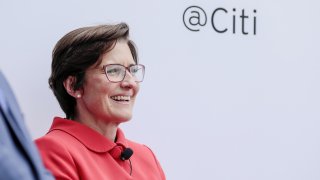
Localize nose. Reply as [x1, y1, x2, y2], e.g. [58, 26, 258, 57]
[120, 70, 137, 89]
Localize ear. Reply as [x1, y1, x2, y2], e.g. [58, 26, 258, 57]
[63, 76, 82, 98]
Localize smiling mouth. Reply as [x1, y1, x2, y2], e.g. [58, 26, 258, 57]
[110, 95, 131, 102]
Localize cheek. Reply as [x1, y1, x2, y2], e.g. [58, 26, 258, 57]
[89, 77, 112, 94]
[134, 84, 140, 95]
[103, 83, 117, 94]
[83, 82, 110, 102]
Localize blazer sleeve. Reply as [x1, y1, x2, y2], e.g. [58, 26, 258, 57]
[35, 137, 79, 180]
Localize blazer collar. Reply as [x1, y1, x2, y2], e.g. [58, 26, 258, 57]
[49, 117, 128, 153]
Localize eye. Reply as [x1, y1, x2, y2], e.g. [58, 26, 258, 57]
[106, 67, 122, 76]
[130, 66, 141, 74]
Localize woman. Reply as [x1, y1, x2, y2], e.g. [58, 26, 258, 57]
[35, 23, 165, 180]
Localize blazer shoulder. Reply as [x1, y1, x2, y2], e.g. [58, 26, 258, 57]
[0, 71, 24, 124]
[35, 129, 80, 151]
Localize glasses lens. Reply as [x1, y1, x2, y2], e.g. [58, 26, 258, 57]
[130, 65, 145, 82]
[105, 65, 125, 82]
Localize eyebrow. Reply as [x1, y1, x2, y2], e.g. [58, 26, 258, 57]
[101, 63, 137, 67]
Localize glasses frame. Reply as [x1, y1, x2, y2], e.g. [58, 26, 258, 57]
[102, 64, 145, 83]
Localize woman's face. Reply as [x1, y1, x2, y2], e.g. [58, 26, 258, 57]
[77, 40, 139, 124]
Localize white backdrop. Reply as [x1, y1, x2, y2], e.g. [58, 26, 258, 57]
[1, 0, 320, 179]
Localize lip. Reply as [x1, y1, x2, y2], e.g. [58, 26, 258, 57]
[111, 93, 133, 97]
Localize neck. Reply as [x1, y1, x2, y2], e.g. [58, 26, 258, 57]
[75, 116, 119, 142]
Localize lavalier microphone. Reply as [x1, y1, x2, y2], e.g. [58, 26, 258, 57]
[120, 148, 133, 161]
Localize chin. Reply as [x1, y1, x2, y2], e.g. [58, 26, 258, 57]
[115, 114, 132, 123]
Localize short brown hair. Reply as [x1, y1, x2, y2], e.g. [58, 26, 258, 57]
[49, 23, 138, 119]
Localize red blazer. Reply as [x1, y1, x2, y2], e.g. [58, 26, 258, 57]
[35, 117, 166, 180]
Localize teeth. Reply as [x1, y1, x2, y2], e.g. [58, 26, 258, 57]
[111, 96, 130, 101]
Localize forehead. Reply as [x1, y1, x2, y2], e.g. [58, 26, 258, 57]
[100, 41, 135, 66]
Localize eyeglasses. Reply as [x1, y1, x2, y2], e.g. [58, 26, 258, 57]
[102, 64, 145, 83]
